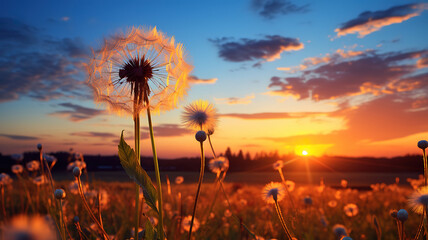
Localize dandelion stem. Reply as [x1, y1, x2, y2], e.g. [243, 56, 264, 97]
[59, 200, 66, 240]
[414, 213, 424, 240]
[188, 140, 205, 240]
[133, 114, 141, 240]
[1, 185, 6, 222]
[278, 168, 296, 214]
[147, 107, 165, 239]
[76, 176, 110, 240]
[207, 135, 216, 158]
[274, 199, 293, 240]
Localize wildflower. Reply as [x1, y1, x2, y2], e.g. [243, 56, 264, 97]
[182, 100, 218, 131]
[2, 215, 56, 240]
[182, 215, 200, 232]
[408, 186, 428, 214]
[26, 160, 40, 171]
[175, 176, 184, 184]
[11, 165, 24, 174]
[397, 209, 408, 222]
[0, 173, 13, 185]
[273, 160, 284, 170]
[284, 180, 295, 191]
[208, 156, 229, 174]
[343, 203, 359, 217]
[10, 154, 23, 162]
[418, 140, 428, 150]
[262, 182, 286, 204]
[86, 27, 192, 117]
[332, 224, 348, 238]
[67, 161, 86, 171]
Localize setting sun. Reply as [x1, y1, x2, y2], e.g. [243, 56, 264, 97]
[302, 150, 308, 156]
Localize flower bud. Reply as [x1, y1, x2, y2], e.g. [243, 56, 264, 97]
[390, 209, 398, 219]
[397, 209, 408, 222]
[54, 189, 66, 199]
[73, 167, 82, 177]
[418, 140, 428, 150]
[73, 216, 80, 223]
[195, 131, 207, 142]
[37, 143, 42, 151]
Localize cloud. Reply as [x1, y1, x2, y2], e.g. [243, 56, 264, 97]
[70, 132, 117, 138]
[188, 75, 218, 84]
[142, 124, 192, 137]
[215, 94, 255, 105]
[0, 134, 40, 140]
[220, 111, 325, 120]
[49, 102, 106, 122]
[0, 18, 90, 103]
[335, 3, 428, 38]
[251, 0, 309, 19]
[61, 17, 70, 22]
[210, 35, 303, 66]
[269, 49, 428, 101]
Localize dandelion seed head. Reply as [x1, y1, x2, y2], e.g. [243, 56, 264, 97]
[332, 224, 348, 238]
[54, 189, 66, 200]
[32, 176, 48, 186]
[343, 203, 358, 217]
[181, 215, 199, 232]
[26, 161, 40, 171]
[11, 165, 24, 174]
[390, 209, 398, 219]
[273, 160, 283, 170]
[208, 156, 229, 174]
[304, 196, 313, 205]
[67, 161, 86, 171]
[409, 186, 428, 214]
[182, 100, 218, 131]
[262, 182, 286, 204]
[397, 209, 408, 222]
[175, 176, 184, 184]
[328, 200, 338, 208]
[37, 143, 42, 150]
[341, 179, 348, 188]
[418, 140, 428, 150]
[73, 167, 82, 177]
[87, 27, 192, 117]
[11, 154, 23, 162]
[284, 180, 295, 191]
[0, 173, 13, 186]
[2, 215, 56, 240]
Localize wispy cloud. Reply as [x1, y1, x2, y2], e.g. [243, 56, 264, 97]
[251, 0, 309, 19]
[0, 18, 90, 103]
[70, 132, 117, 138]
[215, 94, 255, 105]
[220, 111, 325, 120]
[142, 124, 192, 137]
[49, 102, 106, 122]
[269, 49, 428, 101]
[210, 35, 303, 67]
[188, 75, 218, 84]
[0, 134, 40, 140]
[335, 3, 428, 38]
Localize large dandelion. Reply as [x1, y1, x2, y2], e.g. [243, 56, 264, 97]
[86, 26, 192, 240]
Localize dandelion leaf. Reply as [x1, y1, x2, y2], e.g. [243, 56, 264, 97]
[118, 131, 158, 214]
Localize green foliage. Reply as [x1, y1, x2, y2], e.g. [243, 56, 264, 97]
[118, 131, 158, 214]
[144, 220, 156, 240]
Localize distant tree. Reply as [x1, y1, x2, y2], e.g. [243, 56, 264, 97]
[245, 151, 252, 161]
[237, 150, 244, 161]
[225, 147, 232, 160]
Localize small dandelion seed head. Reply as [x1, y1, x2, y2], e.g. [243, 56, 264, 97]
[207, 128, 215, 135]
[181, 215, 199, 232]
[390, 209, 398, 219]
[332, 224, 348, 238]
[11, 165, 24, 175]
[195, 130, 207, 142]
[397, 209, 408, 222]
[328, 200, 338, 208]
[304, 196, 313, 205]
[342, 237, 353, 240]
[418, 140, 428, 150]
[26, 161, 40, 171]
[67, 161, 86, 171]
[208, 156, 229, 174]
[54, 189, 66, 200]
[73, 167, 82, 177]
[73, 216, 80, 223]
[262, 182, 286, 204]
[11, 154, 23, 162]
[343, 203, 358, 217]
[284, 180, 295, 191]
[37, 143, 42, 151]
[273, 160, 284, 170]
[0, 173, 13, 186]
[182, 100, 218, 131]
[408, 186, 428, 214]
[3, 215, 56, 240]
[175, 176, 184, 184]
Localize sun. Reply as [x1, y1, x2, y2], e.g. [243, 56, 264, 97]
[302, 150, 308, 156]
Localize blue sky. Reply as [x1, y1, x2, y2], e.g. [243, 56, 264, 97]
[1, 0, 427, 158]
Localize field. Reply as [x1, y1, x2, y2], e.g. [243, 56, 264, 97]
[1, 168, 426, 239]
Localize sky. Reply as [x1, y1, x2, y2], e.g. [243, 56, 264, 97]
[0, 0, 427, 158]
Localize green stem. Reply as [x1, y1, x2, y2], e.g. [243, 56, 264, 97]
[134, 114, 141, 240]
[188, 140, 205, 240]
[147, 108, 164, 240]
[207, 135, 217, 158]
[274, 199, 293, 240]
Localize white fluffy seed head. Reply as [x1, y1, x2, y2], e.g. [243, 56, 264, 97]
[195, 131, 207, 142]
[73, 167, 82, 177]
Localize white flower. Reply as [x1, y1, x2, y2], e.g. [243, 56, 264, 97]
[182, 215, 199, 232]
[262, 182, 286, 204]
[343, 203, 358, 217]
[208, 156, 229, 174]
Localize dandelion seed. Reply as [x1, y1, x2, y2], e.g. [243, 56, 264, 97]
[2, 215, 56, 240]
[208, 156, 229, 174]
[273, 160, 284, 170]
[175, 176, 184, 184]
[26, 160, 40, 171]
[343, 203, 359, 217]
[262, 182, 286, 204]
[182, 100, 218, 131]
[408, 186, 428, 214]
[87, 27, 192, 117]
[182, 215, 200, 232]
[10, 154, 23, 162]
[11, 165, 24, 175]
[0, 173, 13, 185]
